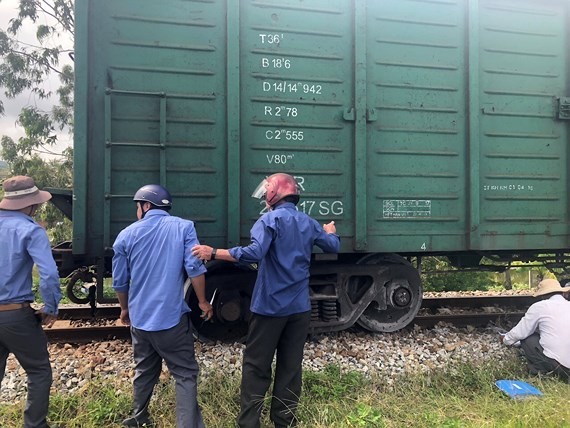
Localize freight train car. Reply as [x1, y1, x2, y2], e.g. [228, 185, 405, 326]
[56, 0, 570, 340]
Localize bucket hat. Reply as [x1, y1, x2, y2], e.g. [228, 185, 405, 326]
[0, 175, 52, 210]
[533, 278, 566, 297]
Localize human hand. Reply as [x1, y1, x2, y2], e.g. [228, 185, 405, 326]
[199, 301, 214, 321]
[192, 245, 214, 261]
[498, 333, 505, 345]
[36, 308, 57, 328]
[119, 308, 131, 326]
[323, 221, 336, 234]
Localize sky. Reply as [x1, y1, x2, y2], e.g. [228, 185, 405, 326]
[0, 0, 73, 157]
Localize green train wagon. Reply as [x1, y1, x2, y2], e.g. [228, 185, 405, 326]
[62, 0, 570, 339]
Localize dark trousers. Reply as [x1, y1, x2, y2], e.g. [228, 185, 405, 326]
[0, 307, 52, 428]
[238, 311, 311, 428]
[130, 313, 204, 428]
[521, 332, 570, 381]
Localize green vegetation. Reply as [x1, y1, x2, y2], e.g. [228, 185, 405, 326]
[421, 256, 501, 293]
[32, 270, 117, 305]
[421, 256, 552, 293]
[1, 0, 75, 245]
[0, 0, 74, 122]
[0, 160, 8, 180]
[1, 359, 569, 427]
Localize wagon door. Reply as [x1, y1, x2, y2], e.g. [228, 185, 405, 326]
[473, 0, 570, 250]
[365, 0, 469, 253]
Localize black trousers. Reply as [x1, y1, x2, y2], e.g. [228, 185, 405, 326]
[238, 311, 311, 428]
[520, 332, 570, 381]
[0, 307, 52, 428]
[130, 313, 205, 428]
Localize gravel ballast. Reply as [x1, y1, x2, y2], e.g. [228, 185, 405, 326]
[1, 324, 519, 404]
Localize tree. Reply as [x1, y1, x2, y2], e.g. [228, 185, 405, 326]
[0, 0, 74, 120]
[0, 0, 74, 243]
[0, 0, 75, 155]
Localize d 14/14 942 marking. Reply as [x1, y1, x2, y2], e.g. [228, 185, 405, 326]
[262, 81, 322, 94]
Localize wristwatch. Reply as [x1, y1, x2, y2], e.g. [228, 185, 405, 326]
[211, 248, 217, 260]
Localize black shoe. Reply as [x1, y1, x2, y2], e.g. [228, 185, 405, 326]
[122, 416, 154, 427]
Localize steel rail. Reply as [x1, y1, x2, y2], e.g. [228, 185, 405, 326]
[412, 312, 525, 329]
[421, 295, 535, 310]
[47, 295, 534, 342]
[45, 324, 130, 342]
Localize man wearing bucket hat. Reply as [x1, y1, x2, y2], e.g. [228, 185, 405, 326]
[501, 278, 570, 380]
[0, 175, 62, 428]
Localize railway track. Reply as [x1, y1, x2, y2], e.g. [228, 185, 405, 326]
[44, 295, 535, 342]
[412, 312, 525, 329]
[412, 295, 532, 328]
[45, 323, 130, 342]
[421, 295, 535, 310]
[45, 306, 126, 342]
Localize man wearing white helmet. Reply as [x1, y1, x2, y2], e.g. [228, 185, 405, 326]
[501, 278, 570, 380]
[192, 172, 340, 428]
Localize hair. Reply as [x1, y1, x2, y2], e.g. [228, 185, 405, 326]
[281, 195, 300, 205]
[137, 201, 171, 212]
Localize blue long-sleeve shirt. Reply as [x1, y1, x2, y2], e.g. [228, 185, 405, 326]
[112, 209, 207, 331]
[229, 202, 340, 316]
[0, 210, 61, 314]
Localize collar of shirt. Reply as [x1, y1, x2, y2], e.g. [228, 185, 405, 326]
[272, 202, 296, 211]
[0, 209, 33, 220]
[142, 209, 170, 220]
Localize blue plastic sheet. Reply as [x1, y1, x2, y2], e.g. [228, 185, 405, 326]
[495, 380, 543, 399]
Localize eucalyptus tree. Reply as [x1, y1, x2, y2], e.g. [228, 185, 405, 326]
[0, 0, 74, 241]
[0, 0, 74, 158]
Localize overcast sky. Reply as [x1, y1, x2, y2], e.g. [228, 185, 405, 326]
[0, 0, 73, 156]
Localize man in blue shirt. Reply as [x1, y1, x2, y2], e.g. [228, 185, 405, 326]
[112, 184, 213, 428]
[192, 173, 340, 428]
[0, 175, 61, 428]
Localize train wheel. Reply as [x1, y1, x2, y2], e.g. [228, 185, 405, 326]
[351, 255, 423, 333]
[66, 269, 96, 305]
[187, 261, 257, 343]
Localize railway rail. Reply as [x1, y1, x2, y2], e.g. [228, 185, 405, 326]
[413, 295, 532, 328]
[44, 295, 535, 343]
[412, 312, 525, 329]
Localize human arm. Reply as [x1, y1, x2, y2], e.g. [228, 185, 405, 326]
[28, 226, 61, 314]
[502, 305, 540, 345]
[314, 220, 341, 253]
[27, 225, 62, 316]
[189, 274, 213, 320]
[112, 234, 131, 325]
[191, 245, 237, 263]
[192, 218, 272, 264]
[116, 291, 130, 326]
[184, 224, 213, 319]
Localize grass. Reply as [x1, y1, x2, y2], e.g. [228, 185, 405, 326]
[2, 356, 570, 427]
